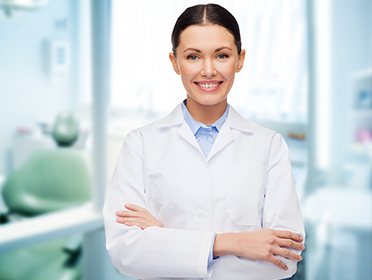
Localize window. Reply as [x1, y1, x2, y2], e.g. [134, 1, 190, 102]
[110, 0, 308, 123]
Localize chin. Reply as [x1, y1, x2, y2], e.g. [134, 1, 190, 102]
[192, 96, 227, 107]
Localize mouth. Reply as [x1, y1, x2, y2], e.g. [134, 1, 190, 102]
[194, 81, 223, 92]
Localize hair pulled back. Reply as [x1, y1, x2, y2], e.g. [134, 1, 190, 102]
[171, 3, 242, 55]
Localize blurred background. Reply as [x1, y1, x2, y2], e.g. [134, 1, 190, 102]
[0, 0, 370, 279]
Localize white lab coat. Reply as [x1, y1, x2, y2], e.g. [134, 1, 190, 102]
[103, 104, 305, 280]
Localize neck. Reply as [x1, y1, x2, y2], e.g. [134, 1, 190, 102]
[186, 98, 227, 125]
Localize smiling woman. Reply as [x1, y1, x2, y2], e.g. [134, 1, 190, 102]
[169, 24, 245, 123]
[103, 3, 305, 280]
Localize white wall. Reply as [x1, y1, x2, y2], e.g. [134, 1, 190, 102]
[0, 0, 82, 175]
[328, 0, 372, 182]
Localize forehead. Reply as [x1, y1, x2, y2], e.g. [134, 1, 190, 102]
[178, 24, 235, 50]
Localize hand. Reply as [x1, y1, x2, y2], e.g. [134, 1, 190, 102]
[116, 204, 163, 229]
[214, 229, 304, 271]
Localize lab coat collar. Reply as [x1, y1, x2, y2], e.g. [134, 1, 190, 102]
[227, 107, 255, 133]
[158, 104, 185, 128]
[158, 103, 255, 134]
[158, 103, 254, 161]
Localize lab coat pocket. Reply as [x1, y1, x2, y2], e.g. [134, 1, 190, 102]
[226, 164, 265, 226]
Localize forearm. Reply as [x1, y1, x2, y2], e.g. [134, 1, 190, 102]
[212, 230, 303, 279]
[213, 230, 303, 270]
[213, 232, 238, 257]
[106, 226, 214, 279]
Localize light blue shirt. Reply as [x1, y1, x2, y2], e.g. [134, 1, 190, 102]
[181, 101, 230, 157]
[181, 100, 229, 268]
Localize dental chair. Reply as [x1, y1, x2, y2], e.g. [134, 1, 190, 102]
[0, 112, 91, 280]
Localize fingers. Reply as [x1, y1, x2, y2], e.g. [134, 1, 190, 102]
[117, 217, 145, 228]
[124, 203, 148, 213]
[266, 246, 302, 271]
[116, 208, 154, 222]
[277, 237, 305, 251]
[116, 210, 141, 218]
[115, 204, 164, 229]
[272, 230, 303, 242]
[115, 211, 149, 226]
[117, 215, 163, 229]
[271, 247, 303, 262]
[270, 230, 304, 263]
[267, 255, 288, 271]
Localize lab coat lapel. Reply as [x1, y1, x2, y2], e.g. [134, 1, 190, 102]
[206, 106, 254, 161]
[158, 104, 203, 154]
[206, 123, 234, 161]
[177, 123, 203, 153]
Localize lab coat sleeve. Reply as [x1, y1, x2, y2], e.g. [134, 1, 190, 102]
[103, 129, 214, 279]
[262, 133, 305, 278]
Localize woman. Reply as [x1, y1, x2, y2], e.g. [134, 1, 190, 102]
[104, 3, 305, 279]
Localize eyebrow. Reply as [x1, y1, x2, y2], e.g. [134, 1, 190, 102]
[183, 47, 232, 53]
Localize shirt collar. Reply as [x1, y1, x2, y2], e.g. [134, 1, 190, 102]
[181, 100, 230, 135]
[158, 102, 254, 134]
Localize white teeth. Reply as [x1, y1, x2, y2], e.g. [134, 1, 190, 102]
[198, 83, 219, 89]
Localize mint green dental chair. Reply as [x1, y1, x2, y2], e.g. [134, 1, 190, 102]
[0, 112, 91, 280]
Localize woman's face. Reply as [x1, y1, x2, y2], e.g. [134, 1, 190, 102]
[169, 24, 245, 108]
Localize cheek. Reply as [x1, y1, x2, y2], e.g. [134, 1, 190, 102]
[179, 64, 199, 78]
[216, 62, 237, 79]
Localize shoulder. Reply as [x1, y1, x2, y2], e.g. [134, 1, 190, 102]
[228, 106, 279, 139]
[124, 104, 183, 139]
[228, 106, 289, 156]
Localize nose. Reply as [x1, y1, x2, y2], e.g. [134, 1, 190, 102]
[200, 59, 216, 78]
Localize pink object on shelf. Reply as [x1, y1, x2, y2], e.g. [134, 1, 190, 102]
[356, 130, 372, 143]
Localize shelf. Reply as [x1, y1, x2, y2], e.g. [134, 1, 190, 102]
[351, 110, 372, 124]
[351, 68, 372, 81]
[351, 142, 372, 153]
[350, 69, 372, 146]
[351, 110, 372, 116]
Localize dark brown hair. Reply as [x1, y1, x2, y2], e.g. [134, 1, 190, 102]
[171, 3, 242, 55]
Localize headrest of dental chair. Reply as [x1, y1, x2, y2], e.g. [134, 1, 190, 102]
[52, 112, 79, 147]
[2, 149, 91, 216]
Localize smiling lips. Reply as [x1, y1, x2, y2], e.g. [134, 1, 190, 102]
[194, 81, 223, 92]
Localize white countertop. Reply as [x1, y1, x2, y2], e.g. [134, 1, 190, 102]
[303, 188, 372, 230]
[0, 203, 103, 253]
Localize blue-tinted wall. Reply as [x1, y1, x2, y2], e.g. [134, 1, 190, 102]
[0, 0, 81, 174]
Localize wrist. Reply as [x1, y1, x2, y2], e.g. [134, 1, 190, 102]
[213, 232, 239, 257]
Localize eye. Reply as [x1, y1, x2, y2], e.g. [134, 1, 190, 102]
[216, 53, 229, 59]
[186, 54, 199, 61]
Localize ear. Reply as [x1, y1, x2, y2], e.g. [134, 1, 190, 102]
[235, 49, 246, 73]
[169, 52, 180, 74]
